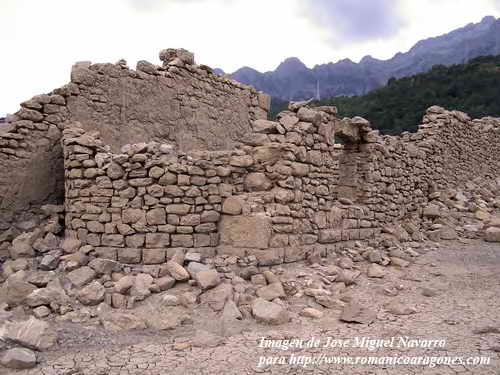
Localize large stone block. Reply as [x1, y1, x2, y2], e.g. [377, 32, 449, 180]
[219, 214, 271, 249]
[117, 248, 142, 264]
[485, 227, 500, 242]
[143, 249, 166, 264]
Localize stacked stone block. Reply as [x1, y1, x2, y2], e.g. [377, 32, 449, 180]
[0, 49, 269, 232]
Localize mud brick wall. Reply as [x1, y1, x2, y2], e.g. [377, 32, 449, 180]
[0, 49, 269, 232]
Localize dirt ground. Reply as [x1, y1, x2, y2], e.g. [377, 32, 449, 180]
[3, 239, 500, 375]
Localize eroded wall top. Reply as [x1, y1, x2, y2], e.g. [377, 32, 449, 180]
[67, 49, 269, 152]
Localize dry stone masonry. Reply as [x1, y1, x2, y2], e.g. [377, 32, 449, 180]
[0, 49, 269, 234]
[61, 100, 500, 267]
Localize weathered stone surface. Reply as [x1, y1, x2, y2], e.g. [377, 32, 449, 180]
[244, 172, 272, 192]
[165, 261, 189, 281]
[67, 266, 96, 287]
[114, 275, 135, 294]
[219, 214, 271, 249]
[100, 312, 147, 332]
[194, 269, 221, 290]
[221, 196, 242, 215]
[252, 119, 277, 134]
[10, 232, 36, 259]
[199, 283, 233, 311]
[340, 303, 376, 324]
[77, 281, 105, 305]
[130, 273, 154, 299]
[367, 263, 385, 278]
[0, 317, 57, 350]
[1, 273, 37, 305]
[88, 258, 121, 274]
[301, 307, 324, 319]
[252, 298, 289, 325]
[485, 227, 500, 242]
[423, 203, 442, 218]
[256, 283, 285, 301]
[0, 348, 37, 369]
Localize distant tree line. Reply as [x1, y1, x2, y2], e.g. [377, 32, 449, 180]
[269, 54, 500, 135]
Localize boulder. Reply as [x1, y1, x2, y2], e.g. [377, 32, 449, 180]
[66, 266, 96, 287]
[252, 119, 277, 134]
[194, 269, 221, 290]
[165, 261, 189, 281]
[423, 203, 442, 218]
[159, 48, 195, 66]
[88, 258, 121, 275]
[199, 283, 233, 311]
[0, 317, 57, 350]
[1, 348, 37, 369]
[10, 232, 36, 259]
[340, 302, 376, 324]
[77, 281, 105, 305]
[485, 227, 500, 242]
[256, 283, 285, 301]
[130, 273, 154, 299]
[186, 262, 211, 278]
[252, 298, 289, 325]
[114, 275, 135, 294]
[2, 272, 37, 306]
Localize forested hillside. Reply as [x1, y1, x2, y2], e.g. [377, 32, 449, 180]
[270, 55, 500, 135]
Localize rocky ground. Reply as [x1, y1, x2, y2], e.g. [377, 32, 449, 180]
[0, 239, 499, 375]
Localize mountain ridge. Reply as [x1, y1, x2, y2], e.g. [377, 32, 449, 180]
[229, 16, 500, 100]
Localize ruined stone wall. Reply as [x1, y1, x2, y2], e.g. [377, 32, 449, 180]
[358, 106, 500, 227]
[0, 49, 269, 232]
[0, 100, 65, 234]
[61, 104, 500, 266]
[61, 104, 341, 265]
[67, 55, 268, 152]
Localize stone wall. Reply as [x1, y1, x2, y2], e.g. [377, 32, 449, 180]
[62, 103, 500, 266]
[0, 49, 269, 232]
[0, 105, 64, 234]
[67, 49, 269, 152]
[61, 103, 339, 265]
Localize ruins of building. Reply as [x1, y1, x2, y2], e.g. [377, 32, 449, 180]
[1, 48, 500, 264]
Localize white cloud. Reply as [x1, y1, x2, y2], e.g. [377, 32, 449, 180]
[0, 0, 499, 114]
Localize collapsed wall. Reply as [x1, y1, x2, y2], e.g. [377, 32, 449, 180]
[61, 102, 500, 266]
[0, 49, 269, 233]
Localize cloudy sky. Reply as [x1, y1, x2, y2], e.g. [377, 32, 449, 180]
[1, 0, 499, 114]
